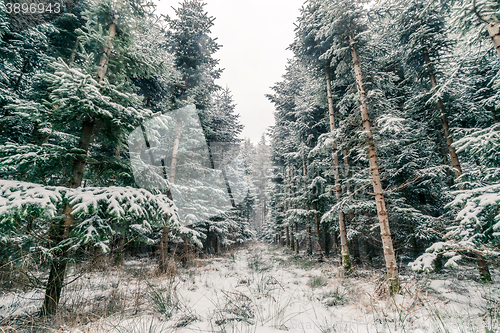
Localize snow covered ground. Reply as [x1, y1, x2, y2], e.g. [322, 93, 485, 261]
[1, 242, 499, 332]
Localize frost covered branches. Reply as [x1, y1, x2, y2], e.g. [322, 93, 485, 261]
[264, 0, 500, 285]
[0, 179, 183, 253]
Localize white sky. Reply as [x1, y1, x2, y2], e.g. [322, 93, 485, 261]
[154, 0, 305, 143]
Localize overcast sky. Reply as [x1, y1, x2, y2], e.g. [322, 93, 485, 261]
[154, 0, 305, 144]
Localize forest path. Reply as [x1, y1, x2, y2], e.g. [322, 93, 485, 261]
[70, 242, 498, 333]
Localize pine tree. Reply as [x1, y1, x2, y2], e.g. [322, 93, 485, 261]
[166, 0, 251, 253]
[292, 0, 351, 267]
[0, 0, 189, 314]
[315, 0, 400, 292]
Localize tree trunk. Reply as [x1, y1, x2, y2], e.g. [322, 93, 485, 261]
[41, 20, 117, 316]
[423, 51, 492, 279]
[261, 200, 265, 229]
[358, 236, 369, 268]
[182, 237, 190, 266]
[302, 155, 312, 256]
[312, 191, 323, 261]
[476, 252, 492, 282]
[41, 119, 95, 315]
[325, 67, 351, 270]
[286, 226, 290, 248]
[40, 259, 67, 316]
[344, 147, 357, 225]
[114, 235, 125, 266]
[96, 23, 116, 83]
[291, 170, 296, 252]
[306, 223, 312, 256]
[282, 166, 289, 247]
[323, 226, 330, 258]
[283, 167, 288, 211]
[332, 231, 339, 255]
[422, 51, 463, 183]
[13, 57, 30, 90]
[295, 222, 299, 254]
[434, 123, 452, 167]
[69, 37, 80, 66]
[350, 35, 399, 294]
[69, 119, 95, 188]
[159, 227, 169, 273]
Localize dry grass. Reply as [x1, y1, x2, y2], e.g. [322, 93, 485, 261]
[0, 243, 498, 333]
[0, 251, 182, 332]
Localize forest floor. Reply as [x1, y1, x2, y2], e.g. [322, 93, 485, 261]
[0, 242, 499, 332]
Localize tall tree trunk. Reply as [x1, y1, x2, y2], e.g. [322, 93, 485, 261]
[68, 37, 80, 66]
[159, 227, 169, 273]
[312, 188, 323, 261]
[141, 110, 172, 271]
[69, 119, 95, 188]
[261, 199, 266, 229]
[303, 156, 312, 256]
[306, 223, 312, 256]
[295, 222, 299, 254]
[114, 235, 125, 266]
[41, 20, 117, 316]
[181, 237, 190, 266]
[435, 123, 452, 166]
[284, 166, 290, 247]
[291, 169, 296, 251]
[41, 259, 67, 316]
[13, 57, 30, 90]
[325, 67, 351, 270]
[96, 23, 116, 83]
[422, 51, 463, 183]
[42, 119, 96, 316]
[344, 147, 356, 222]
[350, 35, 399, 294]
[323, 225, 330, 258]
[332, 231, 339, 255]
[358, 236, 369, 268]
[423, 51, 491, 280]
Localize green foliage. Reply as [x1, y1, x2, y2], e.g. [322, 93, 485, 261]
[264, 0, 500, 276]
[0, 0, 250, 316]
[147, 280, 180, 320]
[308, 275, 328, 288]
